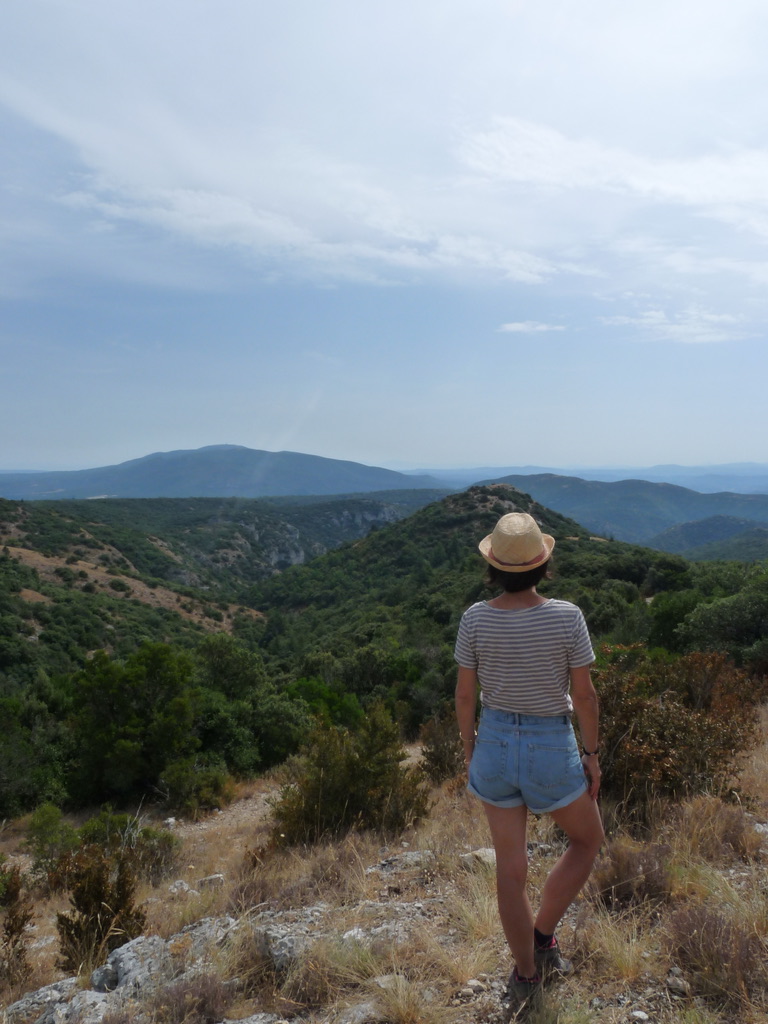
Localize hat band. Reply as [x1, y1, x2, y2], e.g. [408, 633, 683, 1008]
[489, 546, 547, 568]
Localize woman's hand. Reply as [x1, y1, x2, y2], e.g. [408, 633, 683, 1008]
[456, 666, 479, 776]
[462, 736, 475, 774]
[581, 752, 601, 800]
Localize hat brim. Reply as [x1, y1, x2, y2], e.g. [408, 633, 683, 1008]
[478, 532, 555, 572]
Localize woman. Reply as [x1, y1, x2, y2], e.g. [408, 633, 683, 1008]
[455, 511, 604, 1012]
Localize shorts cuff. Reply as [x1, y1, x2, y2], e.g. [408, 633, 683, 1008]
[466, 780, 525, 808]
[528, 779, 588, 816]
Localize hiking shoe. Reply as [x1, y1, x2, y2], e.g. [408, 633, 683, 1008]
[534, 935, 572, 976]
[504, 968, 542, 1018]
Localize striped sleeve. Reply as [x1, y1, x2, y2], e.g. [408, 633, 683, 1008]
[454, 605, 479, 668]
[569, 608, 595, 667]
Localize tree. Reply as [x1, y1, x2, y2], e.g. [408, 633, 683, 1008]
[69, 644, 197, 803]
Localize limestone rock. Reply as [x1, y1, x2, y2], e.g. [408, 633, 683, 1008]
[4, 979, 77, 1024]
[198, 872, 226, 889]
[460, 847, 496, 871]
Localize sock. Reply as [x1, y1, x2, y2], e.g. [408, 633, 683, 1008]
[514, 968, 541, 983]
[534, 928, 555, 949]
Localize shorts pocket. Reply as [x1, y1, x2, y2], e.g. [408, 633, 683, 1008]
[470, 737, 507, 783]
[527, 743, 582, 792]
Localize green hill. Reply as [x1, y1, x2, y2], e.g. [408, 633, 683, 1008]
[4, 480, 768, 818]
[240, 484, 691, 691]
[681, 527, 768, 562]
[647, 515, 765, 555]
[0, 490, 445, 685]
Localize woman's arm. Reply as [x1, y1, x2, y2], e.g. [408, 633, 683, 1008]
[455, 666, 479, 767]
[570, 664, 601, 800]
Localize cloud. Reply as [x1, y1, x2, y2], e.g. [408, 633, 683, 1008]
[498, 321, 566, 333]
[458, 117, 768, 225]
[599, 307, 746, 344]
[2, 1, 768, 317]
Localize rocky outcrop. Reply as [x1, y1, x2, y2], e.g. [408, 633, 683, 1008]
[3, 844, 716, 1024]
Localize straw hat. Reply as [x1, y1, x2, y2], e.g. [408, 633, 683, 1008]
[478, 512, 555, 572]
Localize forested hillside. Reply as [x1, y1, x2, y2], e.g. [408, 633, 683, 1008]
[1, 482, 767, 820]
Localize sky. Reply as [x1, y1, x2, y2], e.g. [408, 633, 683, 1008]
[2, 0, 768, 472]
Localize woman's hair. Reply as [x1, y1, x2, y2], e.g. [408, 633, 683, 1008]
[484, 559, 552, 593]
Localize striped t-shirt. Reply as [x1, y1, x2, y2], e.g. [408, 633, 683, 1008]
[454, 599, 595, 715]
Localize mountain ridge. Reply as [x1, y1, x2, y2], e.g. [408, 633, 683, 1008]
[0, 446, 445, 500]
[484, 473, 768, 544]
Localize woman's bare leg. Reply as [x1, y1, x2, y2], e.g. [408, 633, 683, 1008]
[481, 802, 536, 977]
[534, 791, 604, 935]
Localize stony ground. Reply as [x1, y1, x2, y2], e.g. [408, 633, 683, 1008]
[5, 738, 768, 1024]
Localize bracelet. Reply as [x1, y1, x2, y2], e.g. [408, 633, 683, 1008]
[460, 733, 477, 743]
[582, 747, 599, 757]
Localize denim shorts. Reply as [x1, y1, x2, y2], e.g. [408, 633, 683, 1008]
[468, 707, 587, 814]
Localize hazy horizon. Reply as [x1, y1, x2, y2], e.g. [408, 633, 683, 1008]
[2, 444, 768, 478]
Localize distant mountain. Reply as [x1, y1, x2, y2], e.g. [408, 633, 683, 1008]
[0, 446, 445, 500]
[421, 462, 768, 494]
[484, 473, 768, 543]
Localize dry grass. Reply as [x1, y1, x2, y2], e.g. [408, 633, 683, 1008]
[228, 833, 381, 918]
[5, 714, 768, 1022]
[665, 898, 768, 1010]
[280, 935, 383, 1008]
[574, 904, 661, 984]
[588, 836, 673, 909]
[409, 924, 499, 986]
[735, 705, 768, 810]
[147, 972, 234, 1024]
[447, 867, 500, 943]
[367, 970, 458, 1024]
[665, 794, 764, 864]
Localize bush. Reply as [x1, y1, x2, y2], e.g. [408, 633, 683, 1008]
[148, 973, 233, 1024]
[419, 707, 464, 784]
[589, 837, 673, 909]
[595, 648, 760, 817]
[671, 795, 763, 864]
[160, 757, 236, 819]
[270, 704, 431, 846]
[56, 848, 146, 975]
[0, 866, 33, 990]
[666, 901, 767, 1008]
[25, 803, 78, 887]
[0, 855, 11, 906]
[28, 806, 180, 891]
[77, 808, 180, 884]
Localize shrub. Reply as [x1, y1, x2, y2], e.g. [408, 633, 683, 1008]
[29, 806, 180, 891]
[270, 704, 431, 846]
[56, 848, 146, 975]
[666, 901, 767, 1008]
[77, 808, 180, 884]
[671, 795, 763, 864]
[595, 649, 760, 817]
[0, 855, 11, 906]
[419, 707, 464, 784]
[148, 973, 233, 1024]
[25, 803, 78, 887]
[589, 837, 673, 909]
[160, 757, 236, 819]
[0, 866, 33, 989]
